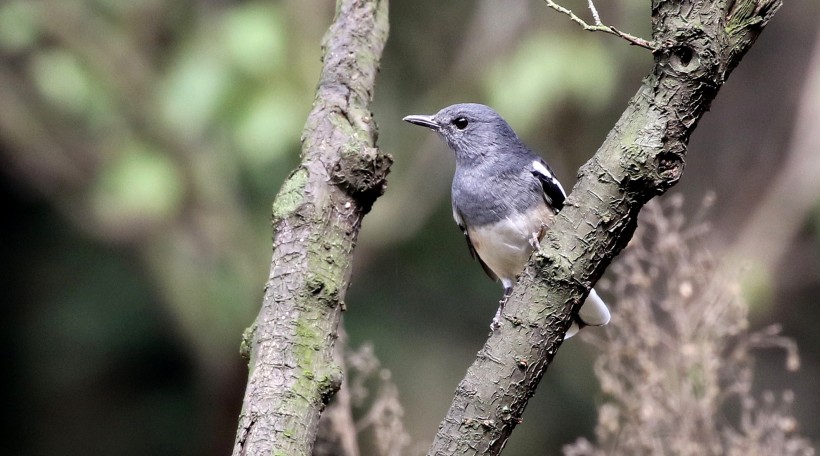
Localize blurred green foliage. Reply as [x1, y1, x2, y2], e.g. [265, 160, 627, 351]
[91, 142, 183, 225]
[0, 1, 38, 52]
[485, 32, 617, 133]
[1, 1, 818, 456]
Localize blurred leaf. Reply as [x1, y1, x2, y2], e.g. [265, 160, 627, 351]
[0, 1, 39, 52]
[30, 49, 99, 115]
[91, 142, 183, 230]
[234, 86, 302, 166]
[160, 43, 231, 136]
[29, 47, 116, 131]
[484, 32, 617, 134]
[222, 2, 286, 77]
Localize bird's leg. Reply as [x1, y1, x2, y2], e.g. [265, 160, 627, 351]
[492, 286, 514, 330]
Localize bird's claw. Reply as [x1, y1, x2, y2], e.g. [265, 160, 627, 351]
[528, 231, 541, 250]
[491, 296, 508, 330]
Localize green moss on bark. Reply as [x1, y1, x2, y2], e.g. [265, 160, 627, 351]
[272, 167, 308, 222]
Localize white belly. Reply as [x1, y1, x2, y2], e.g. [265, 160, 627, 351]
[467, 206, 554, 286]
[464, 204, 611, 332]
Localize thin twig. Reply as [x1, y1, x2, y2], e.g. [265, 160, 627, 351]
[544, 0, 656, 50]
[587, 0, 602, 25]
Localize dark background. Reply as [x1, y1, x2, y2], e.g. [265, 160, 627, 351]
[1, 1, 818, 455]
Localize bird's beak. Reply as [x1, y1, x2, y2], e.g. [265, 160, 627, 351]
[402, 114, 439, 130]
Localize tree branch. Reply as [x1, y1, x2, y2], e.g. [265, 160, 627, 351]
[427, 0, 782, 454]
[543, 0, 656, 50]
[232, 1, 390, 455]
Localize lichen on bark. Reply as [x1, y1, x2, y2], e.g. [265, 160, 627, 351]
[271, 167, 309, 224]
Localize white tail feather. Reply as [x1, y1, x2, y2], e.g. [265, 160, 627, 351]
[564, 289, 610, 340]
[579, 288, 611, 327]
[564, 321, 581, 340]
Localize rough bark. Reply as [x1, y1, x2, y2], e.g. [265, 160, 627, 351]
[427, 0, 782, 455]
[232, 1, 390, 455]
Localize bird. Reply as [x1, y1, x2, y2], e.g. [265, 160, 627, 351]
[402, 103, 610, 338]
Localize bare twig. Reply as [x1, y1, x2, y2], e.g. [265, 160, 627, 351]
[544, 0, 656, 50]
[587, 0, 603, 25]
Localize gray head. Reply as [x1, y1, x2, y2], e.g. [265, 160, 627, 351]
[403, 103, 526, 165]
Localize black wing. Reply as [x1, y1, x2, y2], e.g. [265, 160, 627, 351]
[531, 158, 566, 211]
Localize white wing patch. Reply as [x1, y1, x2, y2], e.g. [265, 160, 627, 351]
[532, 160, 566, 197]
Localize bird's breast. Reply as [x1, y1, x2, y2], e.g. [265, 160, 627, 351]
[452, 167, 542, 227]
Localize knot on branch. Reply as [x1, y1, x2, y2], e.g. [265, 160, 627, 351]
[656, 34, 716, 81]
[332, 145, 393, 213]
[317, 365, 344, 405]
[656, 150, 685, 184]
[620, 145, 687, 197]
[669, 45, 697, 72]
[305, 273, 342, 309]
[651, 5, 725, 79]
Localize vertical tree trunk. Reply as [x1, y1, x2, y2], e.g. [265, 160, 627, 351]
[232, 1, 390, 455]
[427, 0, 782, 454]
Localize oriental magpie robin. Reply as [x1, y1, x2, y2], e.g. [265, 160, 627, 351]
[403, 103, 610, 337]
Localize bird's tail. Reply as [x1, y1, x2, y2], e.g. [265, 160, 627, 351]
[564, 288, 611, 339]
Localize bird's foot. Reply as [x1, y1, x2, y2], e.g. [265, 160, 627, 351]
[491, 291, 511, 330]
[491, 306, 503, 331]
[528, 231, 542, 250]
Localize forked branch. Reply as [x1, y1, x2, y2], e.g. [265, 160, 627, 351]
[543, 0, 656, 50]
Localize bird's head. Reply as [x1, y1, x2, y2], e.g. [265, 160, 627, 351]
[403, 103, 522, 164]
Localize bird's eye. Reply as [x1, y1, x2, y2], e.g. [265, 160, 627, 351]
[453, 117, 468, 130]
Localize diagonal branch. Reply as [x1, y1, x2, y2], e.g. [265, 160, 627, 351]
[427, 0, 783, 454]
[232, 1, 391, 455]
[543, 0, 656, 50]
